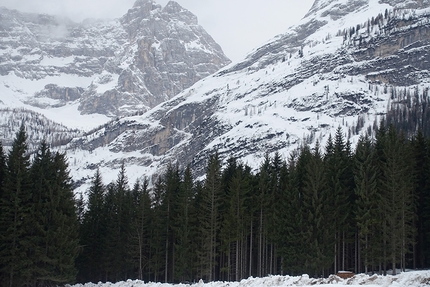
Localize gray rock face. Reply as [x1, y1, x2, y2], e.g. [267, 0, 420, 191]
[79, 0, 230, 116]
[26, 85, 84, 108]
[0, 1, 230, 116]
[0, 8, 118, 79]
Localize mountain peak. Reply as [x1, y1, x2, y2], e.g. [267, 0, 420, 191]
[125, 0, 161, 19]
[132, 0, 156, 7]
[162, 1, 198, 25]
[164, 1, 184, 11]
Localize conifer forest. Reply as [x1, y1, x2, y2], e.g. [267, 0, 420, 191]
[1, 120, 430, 286]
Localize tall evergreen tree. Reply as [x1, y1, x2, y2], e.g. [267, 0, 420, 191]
[411, 130, 430, 268]
[199, 152, 222, 281]
[221, 163, 250, 281]
[324, 127, 354, 272]
[41, 150, 79, 285]
[149, 176, 167, 282]
[0, 124, 33, 287]
[162, 163, 181, 283]
[77, 169, 107, 283]
[174, 165, 194, 282]
[103, 163, 133, 281]
[276, 151, 306, 275]
[380, 126, 415, 274]
[256, 153, 271, 277]
[0, 142, 6, 278]
[302, 143, 334, 277]
[373, 122, 390, 274]
[267, 151, 283, 275]
[0, 141, 5, 200]
[129, 178, 151, 281]
[354, 136, 381, 273]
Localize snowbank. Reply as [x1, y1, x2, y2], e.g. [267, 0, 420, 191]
[70, 270, 430, 287]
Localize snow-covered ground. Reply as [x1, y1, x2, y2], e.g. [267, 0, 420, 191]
[70, 271, 430, 287]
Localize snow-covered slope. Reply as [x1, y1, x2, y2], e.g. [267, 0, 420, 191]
[0, 0, 230, 129]
[63, 0, 430, 190]
[70, 270, 430, 287]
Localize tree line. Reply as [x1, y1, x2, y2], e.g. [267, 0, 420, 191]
[76, 123, 430, 284]
[1, 121, 430, 286]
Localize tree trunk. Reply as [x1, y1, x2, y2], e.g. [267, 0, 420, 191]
[249, 220, 253, 277]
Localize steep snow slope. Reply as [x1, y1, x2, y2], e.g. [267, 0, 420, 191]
[65, 0, 430, 191]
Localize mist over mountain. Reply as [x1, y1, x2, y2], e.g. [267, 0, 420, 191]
[0, 0, 230, 122]
[1, 0, 430, 191]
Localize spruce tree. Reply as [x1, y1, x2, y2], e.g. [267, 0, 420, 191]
[374, 122, 389, 274]
[219, 157, 238, 280]
[0, 124, 32, 287]
[43, 151, 79, 285]
[380, 126, 415, 274]
[199, 152, 222, 281]
[174, 165, 194, 282]
[411, 131, 430, 268]
[78, 168, 107, 283]
[102, 182, 118, 280]
[150, 176, 167, 282]
[256, 153, 271, 277]
[129, 178, 151, 281]
[276, 152, 306, 275]
[302, 143, 334, 277]
[0, 142, 5, 285]
[104, 163, 133, 281]
[29, 141, 56, 285]
[220, 163, 250, 281]
[0, 141, 5, 200]
[162, 163, 181, 283]
[267, 152, 283, 275]
[354, 136, 381, 273]
[324, 127, 354, 272]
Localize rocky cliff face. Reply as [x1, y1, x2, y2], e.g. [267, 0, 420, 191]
[65, 0, 430, 190]
[0, 0, 230, 119]
[78, 0, 230, 116]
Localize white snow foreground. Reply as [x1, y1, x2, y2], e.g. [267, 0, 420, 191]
[70, 271, 430, 287]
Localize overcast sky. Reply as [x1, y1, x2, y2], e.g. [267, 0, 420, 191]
[0, 0, 314, 62]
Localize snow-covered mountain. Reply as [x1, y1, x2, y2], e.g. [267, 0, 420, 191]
[2, 0, 430, 191]
[64, 0, 430, 190]
[0, 0, 230, 125]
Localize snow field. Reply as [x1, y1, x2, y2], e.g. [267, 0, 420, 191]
[69, 270, 430, 287]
